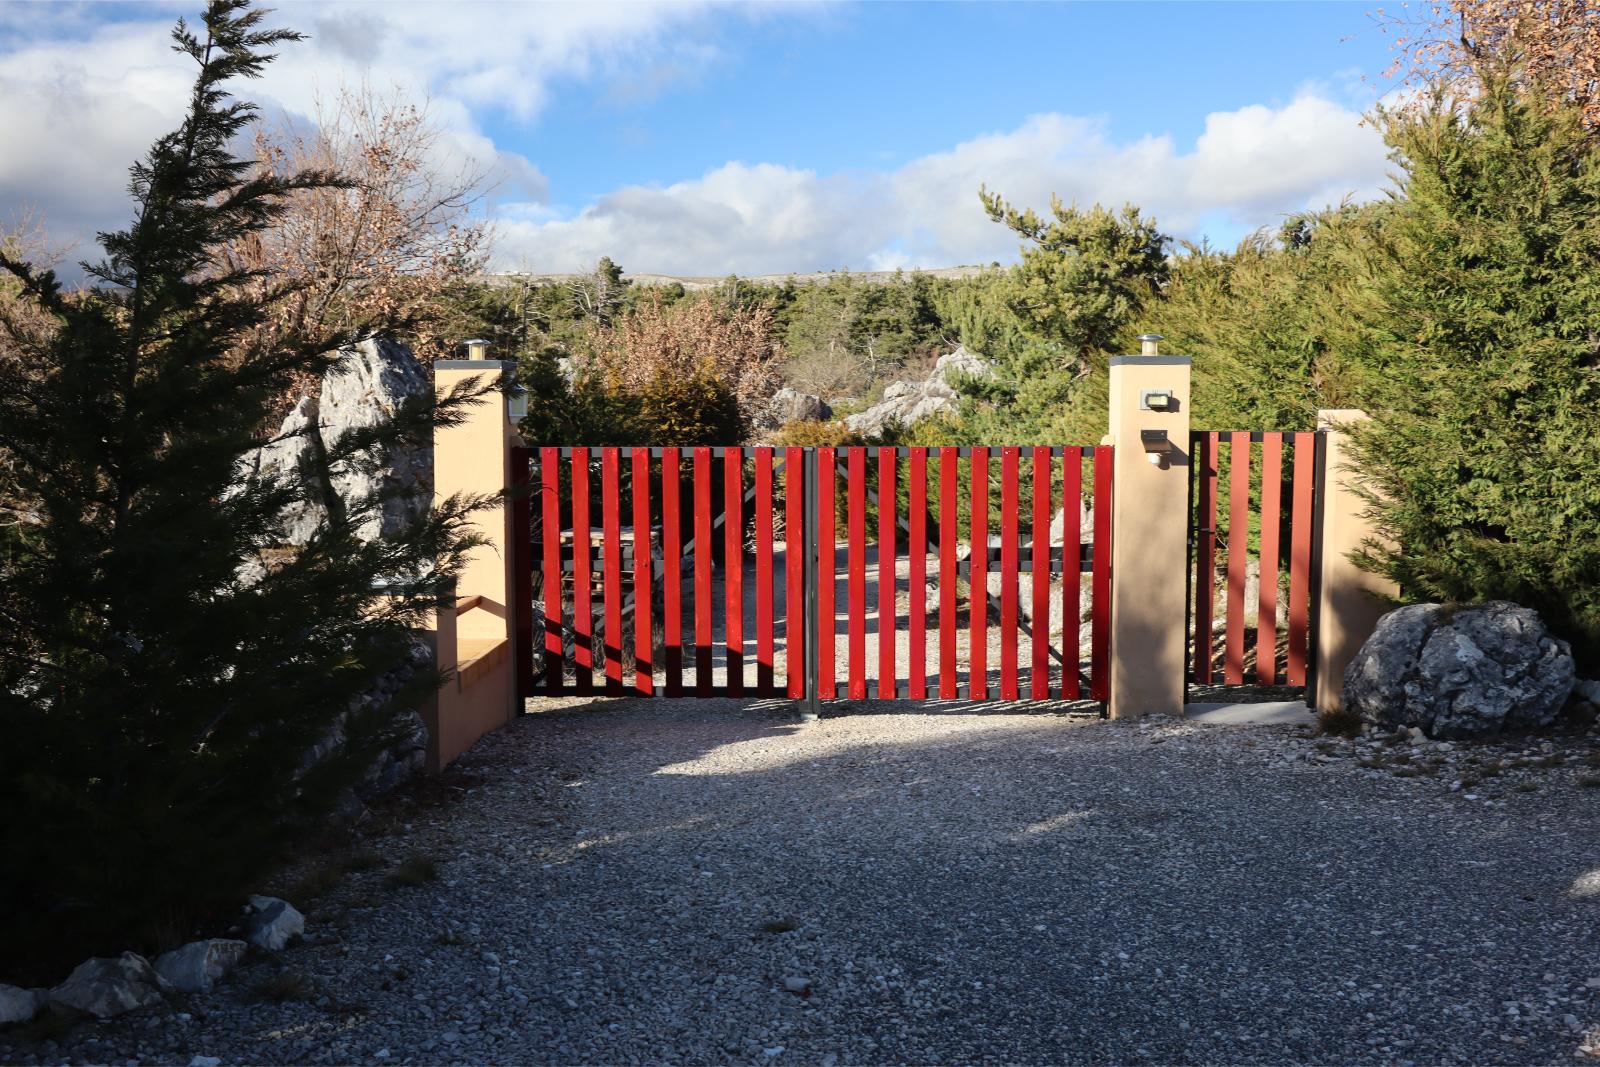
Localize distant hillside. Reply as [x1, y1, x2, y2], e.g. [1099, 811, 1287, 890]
[480, 265, 1000, 290]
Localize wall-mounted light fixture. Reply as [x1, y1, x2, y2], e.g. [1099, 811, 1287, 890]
[1141, 428, 1171, 466]
[507, 382, 528, 421]
[1140, 389, 1177, 412]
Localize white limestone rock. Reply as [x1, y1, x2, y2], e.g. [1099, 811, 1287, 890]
[48, 953, 169, 1019]
[244, 896, 305, 952]
[152, 939, 247, 994]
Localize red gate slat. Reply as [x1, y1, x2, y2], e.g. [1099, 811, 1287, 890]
[1225, 432, 1250, 685]
[755, 448, 774, 696]
[602, 448, 623, 693]
[1287, 432, 1314, 686]
[1062, 449, 1082, 700]
[725, 448, 745, 696]
[571, 448, 593, 694]
[939, 447, 958, 699]
[694, 446, 713, 696]
[1030, 447, 1050, 700]
[512, 446, 533, 701]
[999, 447, 1020, 701]
[817, 447, 836, 699]
[908, 448, 928, 700]
[540, 447, 564, 693]
[1194, 432, 1219, 685]
[662, 448, 683, 696]
[878, 447, 897, 699]
[847, 447, 867, 699]
[631, 449, 653, 695]
[1256, 433, 1283, 684]
[970, 447, 989, 699]
[785, 447, 804, 699]
[1090, 447, 1113, 702]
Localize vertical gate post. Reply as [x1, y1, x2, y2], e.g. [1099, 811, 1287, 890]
[801, 447, 821, 721]
[1311, 409, 1398, 712]
[421, 344, 522, 770]
[1105, 335, 1191, 718]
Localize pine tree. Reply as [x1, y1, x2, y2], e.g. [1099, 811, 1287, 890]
[0, 0, 488, 966]
[958, 192, 1169, 444]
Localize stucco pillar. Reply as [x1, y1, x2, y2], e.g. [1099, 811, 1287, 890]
[1105, 336, 1191, 719]
[424, 347, 520, 769]
[1312, 408, 1398, 713]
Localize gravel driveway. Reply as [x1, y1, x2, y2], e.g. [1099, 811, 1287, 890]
[8, 698, 1600, 1065]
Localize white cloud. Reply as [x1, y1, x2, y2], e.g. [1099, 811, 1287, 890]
[495, 93, 1393, 275]
[0, 1, 736, 270]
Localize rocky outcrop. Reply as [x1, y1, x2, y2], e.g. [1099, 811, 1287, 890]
[296, 634, 430, 817]
[1343, 602, 1576, 738]
[843, 346, 991, 438]
[48, 953, 168, 1019]
[234, 337, 432, 545]
[152, 940, 247, 994]
[757, 388, 831, 432]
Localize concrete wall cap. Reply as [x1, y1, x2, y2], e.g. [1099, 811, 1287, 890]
[1109, 355, 1191, 367]
[436, 359, 515, 370]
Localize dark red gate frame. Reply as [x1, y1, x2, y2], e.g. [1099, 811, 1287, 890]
[1186, 429, 1328, 698]
[510, 444, 1114, 709]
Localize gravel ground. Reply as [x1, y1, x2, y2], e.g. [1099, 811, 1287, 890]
[7, 698, 1600, 1066]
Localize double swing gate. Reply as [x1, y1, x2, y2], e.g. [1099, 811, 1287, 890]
[511, 445, 1114, 708]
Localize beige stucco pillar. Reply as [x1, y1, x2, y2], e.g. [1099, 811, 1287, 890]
[1105, 337, 1191, 718]
[423, 347, 521, 769]
[1312, 409, 1399, 713]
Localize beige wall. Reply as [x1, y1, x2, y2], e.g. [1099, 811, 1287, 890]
[1312, 409, 1399, 712]
[421, 359, 521, 770]
[1106, 355, 1191, 718]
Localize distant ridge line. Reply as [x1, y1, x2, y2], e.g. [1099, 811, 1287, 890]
[479, 265, 1000, 290]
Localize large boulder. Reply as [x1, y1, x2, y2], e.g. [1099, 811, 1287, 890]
[1343, 602, 1576, 738]
[233, 337, 432, 546]
[49, 953, 168, 1019]
[152, 939, 247, 995]
[844, 345, 991, 438]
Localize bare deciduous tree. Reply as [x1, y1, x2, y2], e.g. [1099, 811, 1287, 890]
[221, 85, 492, 397]
[1377, 1, 1600, 126]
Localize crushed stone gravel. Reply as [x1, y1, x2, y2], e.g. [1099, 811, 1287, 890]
[5, 697, 1600, 1065]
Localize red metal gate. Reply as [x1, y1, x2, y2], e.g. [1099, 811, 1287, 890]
[1187, 430, 1326, 696]
[511, 445, 1113, 708]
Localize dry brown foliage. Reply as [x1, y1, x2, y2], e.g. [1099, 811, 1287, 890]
[580, 292, 781, 419]
[1377, 1, 1600, 126]
[0, 210, 69, 366]
[219, 86, 491, 398]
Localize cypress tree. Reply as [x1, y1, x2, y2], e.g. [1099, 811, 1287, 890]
[0, 0, 488, 967]
[1350, 78, 1600, 669]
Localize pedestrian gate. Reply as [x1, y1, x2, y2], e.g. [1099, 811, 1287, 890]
[511, 445, 1114, 709]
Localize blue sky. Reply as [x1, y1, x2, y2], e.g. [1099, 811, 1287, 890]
[0, 1, 1400, 276]
[525, 3, 1388, 198]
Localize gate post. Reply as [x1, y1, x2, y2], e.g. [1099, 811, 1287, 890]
[1105, 334, 1191, 718]
[1311, 409, 1398, 712]
[420, 344, 522, 770]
